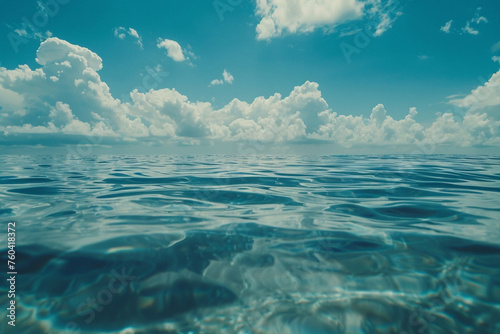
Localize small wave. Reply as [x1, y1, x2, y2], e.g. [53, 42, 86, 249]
[7, 186, 64, 195]
[0, 177, 55, 184]
[0, 155, 499, 333]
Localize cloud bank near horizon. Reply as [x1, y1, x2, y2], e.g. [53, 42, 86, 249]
[0, 38, 499, 150]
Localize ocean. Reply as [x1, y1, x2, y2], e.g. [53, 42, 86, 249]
[1, 154, 499, 333]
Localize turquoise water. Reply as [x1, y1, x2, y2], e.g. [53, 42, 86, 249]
[1, 155, 500, 333]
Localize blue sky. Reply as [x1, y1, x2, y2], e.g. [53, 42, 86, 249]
[1, 0, 499, 154]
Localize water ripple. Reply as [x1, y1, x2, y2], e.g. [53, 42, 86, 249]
[0, 155, 499, 333]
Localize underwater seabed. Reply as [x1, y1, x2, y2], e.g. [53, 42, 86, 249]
[2, 227, 500, 333]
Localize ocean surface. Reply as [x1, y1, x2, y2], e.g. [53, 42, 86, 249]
[1, 154, 500, 334]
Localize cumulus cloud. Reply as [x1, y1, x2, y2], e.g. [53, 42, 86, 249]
[114, 27, 143, 49]
[128, 88, 211, 138]
[36, 37, 103, 70]
[1, 37, 499, 149]
[0, 37, 141, 141]
[157, 38, 190, 62]
[312, 105, 423, 146]
[255, 0, 401, 40]
[209, 69, 234, 87]
[450, 58, 500, 116]
[223, 70, 234, 84]
[209, 79, 224, 86]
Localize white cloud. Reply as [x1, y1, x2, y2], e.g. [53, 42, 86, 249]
[14, 28, 28, 37]
[128, 28, 140, 39]
[128, 88, 211, 138]
[10, 22, 50, 42]
[49, 101, 73, 127]
[369, 0, 402, 37]
[0, 86, 24, 112]
[476, 17, 487, 24]
[462, 22, 479, 36]
[209, 79, 224, 86]
[114, 27, 143, 49]
[254, 0, 401, 40]
[312, 105, 425, 146]
[1, 37, 499, 149]
[450, 59, 500, 113]
[157, 39, 187, 62]
[0, 37, 140, 140]
[223, 70, 234, 84]
[255, 0, 364, 40]
[492, 41, 500, 53]
[422, 112, 500, 147]
[462, 8, 487, 35]
[114, 27, 126, 40]
[36, 37, 103, 71]
[128, 28, 143, 49]
[209, 70, 234, 87]
[2, 123, 58, 135]
[440, 20, 452, 33]
[442, 8, 488, 36]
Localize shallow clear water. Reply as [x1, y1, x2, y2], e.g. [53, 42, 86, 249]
[1, 155, 500, 333]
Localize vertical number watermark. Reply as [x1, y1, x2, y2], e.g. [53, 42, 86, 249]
[6, 222, 17, 327]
